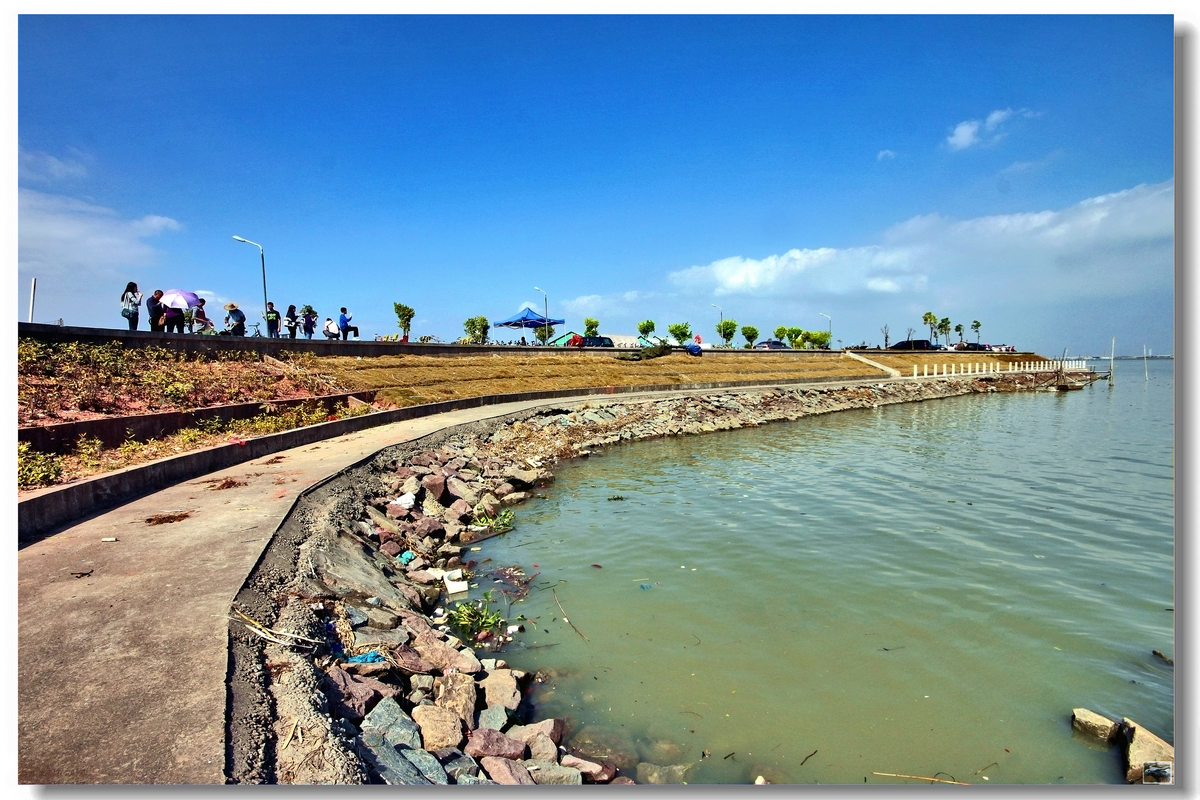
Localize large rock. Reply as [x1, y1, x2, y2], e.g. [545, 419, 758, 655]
[361, 696, 422, 750]
[636, 762, 693, 784]
[322, 665, 388, 721]
[400, 748, 449, 784]
[477, 705, 509, 732]
[446, 477, 480, 506]
[473, 494, 501, 520]
[413, 515, 445, 538]
[411, 704, 464, 751]
[303, 529, 416, 611]
[435, 672, 479, 730]
[399, 475, 422, 496]
[1121, 718, 1174, 783]
[478, 668, 522, 711]
[464, 728, 527, 760]
[500, 491, 531, 507]
[353, 626, 410, 649]
[527, 733, 559, 763]
[445, 498, 474, 523]
[479, 756, 536, 784]
[561, 754, 616, 783]
[567, 727, 639, 771]
[410, 632, 482, 674]
[389, 645, 435, 674]
[365, 607, 399, 629]
[523, 760, 582, 785]
[507, 717, 567, 746]
[1072, 708, 1119, 743]
[504, 468, 540, 488]
[433, 747, 481, 781]
[422, 473, 447, 503]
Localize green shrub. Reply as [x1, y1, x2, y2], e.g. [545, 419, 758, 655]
[18, 443, 62, 489]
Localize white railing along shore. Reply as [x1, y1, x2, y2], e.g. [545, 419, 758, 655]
[910, 360, 1090, 378]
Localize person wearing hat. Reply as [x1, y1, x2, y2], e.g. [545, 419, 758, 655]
[224, 302, 246, 336]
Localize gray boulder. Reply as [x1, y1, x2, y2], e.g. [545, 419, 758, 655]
[400, 748, 449, 784]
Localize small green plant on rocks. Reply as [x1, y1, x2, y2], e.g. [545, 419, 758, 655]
[447, 590, 506, 642]
[471, 507, 514, 532]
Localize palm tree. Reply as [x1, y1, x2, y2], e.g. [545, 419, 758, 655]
[954, 323, 964, 343]
[922, 311, 938, 342]
[971, 320, 982, 343]
[938, 317, 952, 346]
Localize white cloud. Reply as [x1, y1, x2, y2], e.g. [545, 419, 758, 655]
[984, 108, 1013, 131]
[668, 180, 1174, 304]
[19, 147, 90, 183]
[19, 188, 181, 278]
[947, 107, 1034, 150]
[947, 120, 981, 150]
[877, 149, 896, 161]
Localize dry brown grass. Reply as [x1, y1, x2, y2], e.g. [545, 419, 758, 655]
[309, 351, 892, 407]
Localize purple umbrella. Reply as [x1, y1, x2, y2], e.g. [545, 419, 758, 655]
[159, 289, 201, 310]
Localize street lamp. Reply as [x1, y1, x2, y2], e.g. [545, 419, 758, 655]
[232, 236, 268, 320]
[711, 303, 722, 324]
[819, 312, 832, 345]
[534, 286, 548, 344]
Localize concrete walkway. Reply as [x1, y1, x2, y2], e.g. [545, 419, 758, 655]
[18, 396, 600, 784]
[17, 377, 934, 784]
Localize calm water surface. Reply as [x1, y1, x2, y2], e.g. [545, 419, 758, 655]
[474, 360, 1174, 784]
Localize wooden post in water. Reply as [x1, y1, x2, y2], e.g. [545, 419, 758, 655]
[1110, 337, 1116, 387]
[1144, 345, 1149, 382]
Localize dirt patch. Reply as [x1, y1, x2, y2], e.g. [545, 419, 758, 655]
[145, 512, 191, 525]
[208, 478, 249, 490]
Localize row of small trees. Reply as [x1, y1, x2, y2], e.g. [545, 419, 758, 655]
[636, 319, 832, 349]
[920, 312, 982, 345]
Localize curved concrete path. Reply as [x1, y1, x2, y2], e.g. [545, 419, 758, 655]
[18, 395, 599, 784]
[20, 383, 802, 785]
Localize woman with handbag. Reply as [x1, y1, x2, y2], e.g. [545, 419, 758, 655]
[120, 282, 143, 330]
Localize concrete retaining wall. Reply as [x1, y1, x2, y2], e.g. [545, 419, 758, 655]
[17, 372, 883, 539]
[19, 391, 377, 454]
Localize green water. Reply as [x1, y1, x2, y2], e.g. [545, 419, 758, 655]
[473, 362, 1174, 784]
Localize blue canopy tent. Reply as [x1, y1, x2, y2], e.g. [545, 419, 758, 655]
[493, 308, 565, 329]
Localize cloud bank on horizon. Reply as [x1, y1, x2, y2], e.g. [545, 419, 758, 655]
[666, 180, 1173, 305]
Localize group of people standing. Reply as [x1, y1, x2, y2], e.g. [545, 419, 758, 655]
[121, 282, 360, 340]
[121, 283, 214, 333]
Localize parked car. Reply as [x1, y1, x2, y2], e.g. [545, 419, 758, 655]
[754, 340, 790, 350]
[581, 336, 614, 348]
[958, 342, 988, 351]
[888, 339, 933, 350]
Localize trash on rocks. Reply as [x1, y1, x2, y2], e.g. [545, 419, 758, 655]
[444, 569, 470, 596]
[397, 493, 416, 510]
[100, 537, 118, 542]
[346, 650, 386, 663]
[398, 550, 417, 565]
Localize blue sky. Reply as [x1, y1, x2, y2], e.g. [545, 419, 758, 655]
[16, 14, 1177, 355]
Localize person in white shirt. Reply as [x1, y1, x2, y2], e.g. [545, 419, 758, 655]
[323, 318, 341, 340]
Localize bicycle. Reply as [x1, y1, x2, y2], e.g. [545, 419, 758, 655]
[245, 322, 264, 337]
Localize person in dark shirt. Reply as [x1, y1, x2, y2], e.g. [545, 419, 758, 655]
[284, 304, 299, 339]
[146, 290, 166, 333]
[264, 302, 282, 338]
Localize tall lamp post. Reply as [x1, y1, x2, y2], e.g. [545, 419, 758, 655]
[534, 286, 548, 345]
[711, 303, 722, 324]
[232, 236, 268, 320]
[819, 312, 832, 348]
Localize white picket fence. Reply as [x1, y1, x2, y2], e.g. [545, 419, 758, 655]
[911, 360, 1090, 378]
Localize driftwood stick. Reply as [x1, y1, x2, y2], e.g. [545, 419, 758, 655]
[552, 588, 589, 642]
[872, 771, 968, 785]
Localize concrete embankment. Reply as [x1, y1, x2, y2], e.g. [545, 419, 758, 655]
[228, 374, 1034, 784]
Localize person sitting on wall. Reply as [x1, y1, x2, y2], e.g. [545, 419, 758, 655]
[323, 318, 342, 340]
[223, 302, 246, 336]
